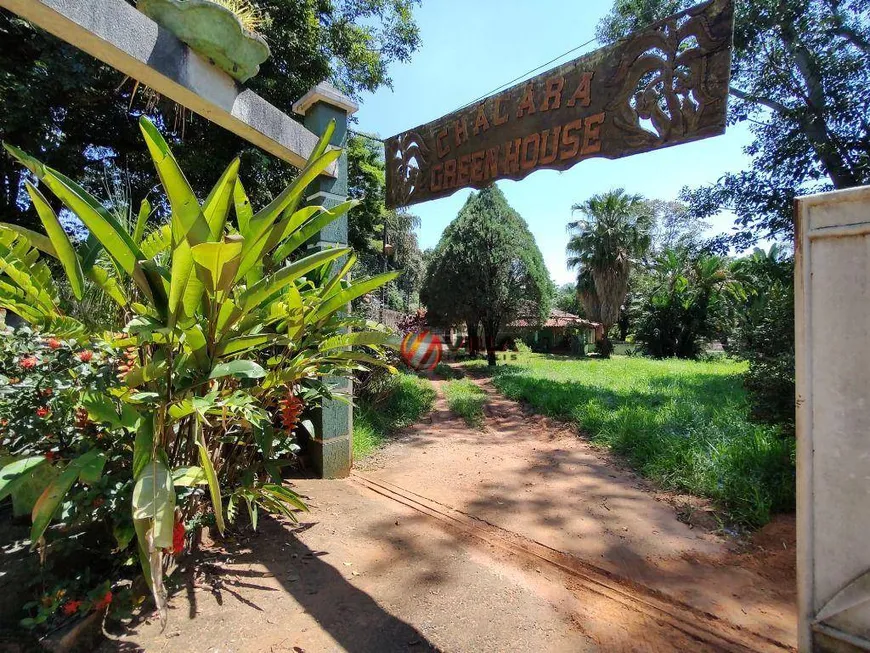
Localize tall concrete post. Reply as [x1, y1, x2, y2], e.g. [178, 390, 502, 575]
[292, 82, 359, 478]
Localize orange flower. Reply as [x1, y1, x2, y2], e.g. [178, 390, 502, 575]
[62, 600, 82, 616]
[46, 338, 62, 350]
[77, 350, 93, 363]
[36, 406, 50, 418]
[19, 356, 38, 370]
[93, 591, 112, 611]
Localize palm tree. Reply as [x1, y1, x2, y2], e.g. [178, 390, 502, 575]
[566, 189, 652, 356]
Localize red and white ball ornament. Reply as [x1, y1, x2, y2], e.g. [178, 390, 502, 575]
[400, 330, 443, 371]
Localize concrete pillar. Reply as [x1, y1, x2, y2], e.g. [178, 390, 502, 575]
[292, 82, 358, 479]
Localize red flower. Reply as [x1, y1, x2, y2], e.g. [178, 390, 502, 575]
[45, 451, 57, 461]
[279, 392, 304, 432]
[74, 407, 90, 429]
[77, 350, 93, 363]
[62, 600, 82, 616]
[19, 356, 38, 370]
[36, 406, 50, 418]
[93, 591, 112, 611]
[172, 520, 185, 555]
[46, 338, 62, 350]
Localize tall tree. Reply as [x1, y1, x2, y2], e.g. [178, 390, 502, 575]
[567, 189, 652, 356]
[422, 185, 553, 366]
[0, 1, 421, 228]
[597, 0, 870, 246]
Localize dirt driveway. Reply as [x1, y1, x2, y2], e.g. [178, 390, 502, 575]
[103, 376, 796, 652]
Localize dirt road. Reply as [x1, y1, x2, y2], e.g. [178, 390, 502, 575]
[103, 377, 796, 652]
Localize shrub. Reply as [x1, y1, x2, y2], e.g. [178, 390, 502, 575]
[0, 117, 397, 628]
[353, 373, 436, 458]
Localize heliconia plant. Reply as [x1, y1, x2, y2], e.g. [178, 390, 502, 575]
[0, 116, 399, 624]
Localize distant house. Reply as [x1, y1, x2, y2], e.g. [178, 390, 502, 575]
[502, 309, 601, 354]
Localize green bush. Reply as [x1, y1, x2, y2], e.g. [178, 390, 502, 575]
[353, 373, 436, 459]
[443, 379, 487, 427]
[461, 354, 794, 528]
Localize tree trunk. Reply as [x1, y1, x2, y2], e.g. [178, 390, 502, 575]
[483, 323, 497, 366]
[596, 329, 613, 358]
[466, 320, 479, 355]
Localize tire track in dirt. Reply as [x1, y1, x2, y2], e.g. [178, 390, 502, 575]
[351, 471, 794, 653]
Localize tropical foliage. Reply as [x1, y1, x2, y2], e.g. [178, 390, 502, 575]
[633, 250, 742, 359]
[0, 117, 397, 627]
[566, 189, 653, 356]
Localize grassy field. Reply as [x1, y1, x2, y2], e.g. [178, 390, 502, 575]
[353, 373, 437, 460]
[443, 379, 487, 427]
[462, 354, 795, 528]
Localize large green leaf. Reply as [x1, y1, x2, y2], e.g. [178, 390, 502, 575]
[203, 158, 240, 240]
[133, 199, 152, 246]
[131, 458, 174, 549]
[30, 450, 106, 547]
[0, 223, 56, 257]
[196, 430, 224, 535]
[233, 179, 253, 235]
[209, 360, 266, 380]
[271, 200, 357, 265]
[310, 270, 402, 324]
[41, 167, 144, 276]
[0, 457, 47, 502]
[238, 246, 350, 314]
[172, 466, 208, 486]
[25, 182, 85, 300]
[236, 133, 340, 280]
[86, 266, 127, 307]
[190, 236, 244, 296]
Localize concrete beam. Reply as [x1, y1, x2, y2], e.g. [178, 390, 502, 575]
[0, 0, 335, 176]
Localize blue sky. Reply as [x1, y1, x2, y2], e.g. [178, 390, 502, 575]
[353, 0, 755, 286]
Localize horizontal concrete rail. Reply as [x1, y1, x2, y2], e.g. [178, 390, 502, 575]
[0, 0, 334, 176]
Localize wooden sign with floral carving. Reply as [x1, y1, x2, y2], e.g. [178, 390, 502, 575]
[384, 0, 733, 208]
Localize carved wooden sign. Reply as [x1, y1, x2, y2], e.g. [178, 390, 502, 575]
[385, 0, 733, 209]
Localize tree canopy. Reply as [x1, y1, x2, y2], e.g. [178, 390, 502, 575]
[597, 0, 870, 247]
[422, 185, 553, 365]
[0, 1, 422, 228]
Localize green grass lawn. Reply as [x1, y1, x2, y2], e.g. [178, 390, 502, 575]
[353, 373, 437, 460]
[443, 379, 487, 427]
[461, 354, 795, 528]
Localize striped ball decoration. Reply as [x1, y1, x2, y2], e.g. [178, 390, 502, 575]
[400, 330, 443, 371]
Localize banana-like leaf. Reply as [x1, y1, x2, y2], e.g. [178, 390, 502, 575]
[233, 179, 253, 235]
[261, 483, 308, 513]
[0, 223, 56, 257]
[41, 167, 145, 276]
[0, 226, 59, 314]
[271, 200, 357, 265]
[319, 252, 357, 299]
[131, 458, 174, 549]
[310, 270, 402, 324]
[30, 450, 106, 547]
[238, 246, 350, 315]
[25, 182, 85, 300]
[181, 324, 210, 371]
[236, 136, 340, 279]
[140, 224, 171, 259]
[133, 199, 152, 246]
[137, 260, 169, 321]
[215, 333, 282, 357]
[190, 236, 244, 296]
[326, 351, 398, 373]
[172, 466, 208, 486]
[196, 428, 224, 535]
[209, 360, 266, 380]
[318, 330, 394, 352]
[86, 266, 127, 307]
[203, 158, 240, 240]
[0, 457, 48, 502]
